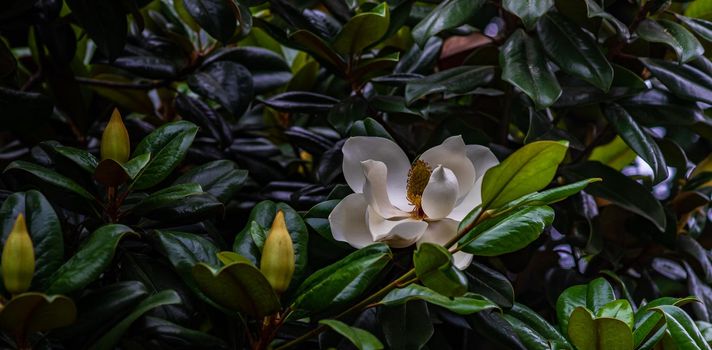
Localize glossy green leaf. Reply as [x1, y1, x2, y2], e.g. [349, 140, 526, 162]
[89, 290, 182, 350]
[117, 154, 148, 181]
[653, 305, 711, 350]
[381, 284, 498, 315]
[639, 58, 712, 105]
[140, 316, 228, 349]
[58, 281, 149, 339]
[293, 244, 391, 314]
[188, 61, 253, 117]
[637, 19, 704, 64]
[173, 160, 248, 203]
[537, 12, 613, 91]
[132, 121, 199, 190]
[182, 0, 236, 43]
[192, 261, 280, 317]
[568, 307, 634, 350]
[494, 178, 600, 214]
[4, 161, 94, 200]
[562, 161, 667, 231]
[504, 303, 570, 350]
[586, 277, 616, 314]
[380, 301, 433, 350]
[131, 183, 203, 214]
[0, 292, 76, 333]
[481, 140, 568, 209]
[676, 14, 712, 42]
[413, 243, 467, 297]
[232, 201, 308, 288]
[290, 30, 345, 71]
[503, 0, 553, 30]
[604, 103, 668, 184]
[411, 0, 485, 46]
[459, 205, 554, 256]
[584, 0, 630, 39]
[500, 29, 561, 109]
[51, 145, 99, 174]
[597, 300, 634, 329]
[46, 225, 136, 295]
[404, 66, 495, 104]
[320, 319, 384, 350]
[466, 262, 514, 308]
[0, 191, 63, 292]
[332, 3, 390, 55]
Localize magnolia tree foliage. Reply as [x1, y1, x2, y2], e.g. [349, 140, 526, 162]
[0, 0, 711, 349]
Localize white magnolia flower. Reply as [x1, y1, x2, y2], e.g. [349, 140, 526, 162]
[328, 135, 499, 269]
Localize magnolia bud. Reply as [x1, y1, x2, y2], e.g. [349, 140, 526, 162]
[260, 210, 295, 294]
[100, 109, 130, 164]
[2, 214, 35, 295]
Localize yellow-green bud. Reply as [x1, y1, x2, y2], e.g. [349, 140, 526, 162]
[100, 108, 130, 164]
[260, 210, 295, 294]
[2, 214, 35, 295]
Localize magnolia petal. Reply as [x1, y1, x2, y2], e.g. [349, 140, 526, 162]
[362, 160, 410, 218]
[342, 137, 411, 209]
[447, 176, 484, 221]
[421, 166, 459, 220]
[367, 207, 428, 248]
[466, 144, 499, 181]
[452, 251, 474, 270]
[418, 218, 473, 270]
[419, 136, 476, 198]
[328, 194, 375, 248]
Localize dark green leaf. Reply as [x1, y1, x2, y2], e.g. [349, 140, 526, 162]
[604, 103, 668, 184]
[404, 66, 496, 104]
[380, 301, 434, 350]
[639, 58, 712, 105]
[46, 225, 136, 295]
[459, 206, 554, 256]
[132, 121, 199, 190]
[89, 290, 182, 350]
[568, 307, 634, 350]
[320, 319, 384, 350]
[381, 284, 498, 315]
[4, 161, 94, 201]
[561, 161, 667, 231]
[411, 0, 485, 46]
[500, 29, 561, 109]
[182, 0, 237, 42]
[0, 292, 76, 333]
[192, 261, 280, 317]
[637, 19, 704, 63]
[537, 12, 613, 91]
[294, 244, 391, 314]
[504, 303, 570, 350]
[413, 243, 467, 297]
[173, 160, 247, 203]
[676, 14, 712, 42]
[653, 305, 711, 350]
[503, 0, 553, 30]
[262, 91, 339, 113]
[188, 61, 253, 117]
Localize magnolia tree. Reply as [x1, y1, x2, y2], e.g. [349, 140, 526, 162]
[0, 0, 711, 349]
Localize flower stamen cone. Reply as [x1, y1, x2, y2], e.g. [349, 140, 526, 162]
[407, 160, 432, 219]
[100, 108, 130, 164]
[260, 210, 295, 294]
[2, 214, 35, 295]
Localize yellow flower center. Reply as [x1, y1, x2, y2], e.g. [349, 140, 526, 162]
[406, 159, 432, 219]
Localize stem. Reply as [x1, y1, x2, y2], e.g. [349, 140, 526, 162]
[274, 270, 417, 350]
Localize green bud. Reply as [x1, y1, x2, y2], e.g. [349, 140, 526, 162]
[2, 214, 35, 295]
[260, 211, 295, 294]
[100, 108, 130, 164]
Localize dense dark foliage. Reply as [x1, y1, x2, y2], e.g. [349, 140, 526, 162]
[0, 0, 711, 349]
